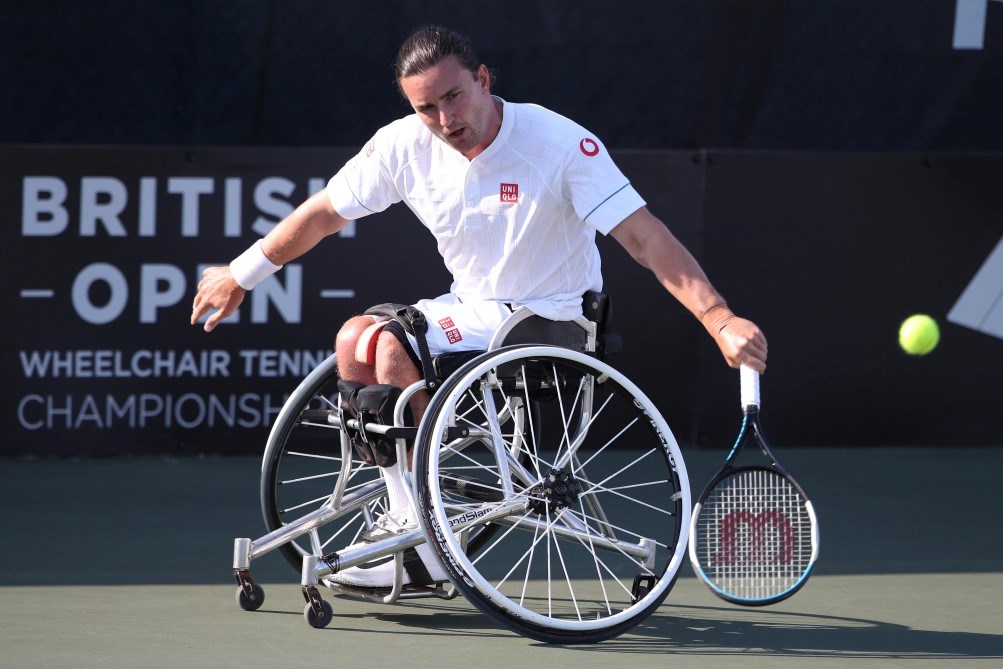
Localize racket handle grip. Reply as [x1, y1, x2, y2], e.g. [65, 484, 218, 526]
[740, 364, 760, 409]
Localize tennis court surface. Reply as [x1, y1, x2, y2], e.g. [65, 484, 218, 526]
[2, 447, 1000, 667]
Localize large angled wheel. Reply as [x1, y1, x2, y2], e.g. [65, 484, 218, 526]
[414, 345, 691, 643]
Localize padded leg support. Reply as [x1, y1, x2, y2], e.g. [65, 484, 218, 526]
[355, 320, 389, 366]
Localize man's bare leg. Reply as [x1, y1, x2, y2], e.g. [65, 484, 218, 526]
[327, 321, 447, 586]
[374, 331, 430, 469]
[335, 318, 429, 471]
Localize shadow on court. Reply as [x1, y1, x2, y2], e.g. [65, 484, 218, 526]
[593, 603, 1003, 660]
[1, 448, 1001, 667]
[307, 595, 1003, 661]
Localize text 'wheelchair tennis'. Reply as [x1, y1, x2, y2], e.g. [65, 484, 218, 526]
[231, 292, 692, 644]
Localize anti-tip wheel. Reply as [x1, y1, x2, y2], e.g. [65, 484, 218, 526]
[304, 600, 334, 629]
[235, 584, 265, 611]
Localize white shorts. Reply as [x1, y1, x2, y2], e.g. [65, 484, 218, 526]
[404, 294, 514, 357]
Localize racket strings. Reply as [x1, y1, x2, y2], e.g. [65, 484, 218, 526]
[696, 469, 813, 600]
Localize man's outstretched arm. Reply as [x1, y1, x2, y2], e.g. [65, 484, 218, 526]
[190, 189, 349, 332]
[610, 206, 768, 372]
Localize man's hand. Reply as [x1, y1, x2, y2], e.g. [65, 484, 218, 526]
[190, 266, 245, 333]
[711, 315, 768, 373]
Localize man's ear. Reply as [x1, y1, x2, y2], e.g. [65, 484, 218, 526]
[477, 64, 491, 92]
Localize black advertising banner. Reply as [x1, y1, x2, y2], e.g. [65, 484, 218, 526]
[3, 146, 448, 457]
[4, 146, 1002, 457]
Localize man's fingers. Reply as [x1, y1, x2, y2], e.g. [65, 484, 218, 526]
[741, 350, 767, 373]
[721, 326, 768, 373]
[726, 350, 766, 373]
[190, 291, 212, 325]
[190, 301, 203, 325]
[738, 339, 767, 372]
[203, 310, 222, 333]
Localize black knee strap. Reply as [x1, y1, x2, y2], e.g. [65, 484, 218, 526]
[381, 321, 422, 371]
[337, 380, 372, 465]
[338, 380, 402, 467]
[363, 303, 439, 391]
[356, 384, 402, 467]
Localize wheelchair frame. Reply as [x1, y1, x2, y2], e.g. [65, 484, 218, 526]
[231, 301, 692, 644]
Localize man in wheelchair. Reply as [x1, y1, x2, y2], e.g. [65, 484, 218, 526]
[191, 25, 767, 592]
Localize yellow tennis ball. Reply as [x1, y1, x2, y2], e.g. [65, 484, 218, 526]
[899, 315, 940, 355]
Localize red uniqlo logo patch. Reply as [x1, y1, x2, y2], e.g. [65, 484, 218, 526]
[500, 183, 519, 203]
[438, 317, 455, 329]
[445, 328, 463, 344]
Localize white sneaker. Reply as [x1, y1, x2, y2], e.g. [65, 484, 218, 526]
[358, 508, 415, 542]
[328, 511, 448, 588]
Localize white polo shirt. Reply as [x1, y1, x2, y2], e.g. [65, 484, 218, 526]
[327, 98, 645, 320]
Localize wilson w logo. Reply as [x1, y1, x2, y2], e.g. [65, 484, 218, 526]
[716, 510, 795, 566]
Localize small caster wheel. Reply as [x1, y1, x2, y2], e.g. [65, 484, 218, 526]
[236, 584, 265, 611]
[304, 600, 334, 629]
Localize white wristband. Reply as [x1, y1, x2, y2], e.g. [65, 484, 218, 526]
[229, 240, 282, 290]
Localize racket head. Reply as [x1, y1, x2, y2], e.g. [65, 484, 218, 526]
[689, 464, 819, 606]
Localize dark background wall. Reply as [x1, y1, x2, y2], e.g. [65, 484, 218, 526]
[5, 0, 1003, 151]
[4, 1, 1002, 456]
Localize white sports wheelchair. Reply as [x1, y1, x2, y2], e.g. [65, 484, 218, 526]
[232, 292, 692, 644]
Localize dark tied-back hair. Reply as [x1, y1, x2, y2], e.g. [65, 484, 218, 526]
[394, 25, 482, 86]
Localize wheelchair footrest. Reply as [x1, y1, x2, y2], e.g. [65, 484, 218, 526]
[322, 579, 455, 603]
[341, 421, 469, 442]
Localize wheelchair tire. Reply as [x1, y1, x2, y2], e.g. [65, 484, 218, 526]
[414, 345, 691, 644]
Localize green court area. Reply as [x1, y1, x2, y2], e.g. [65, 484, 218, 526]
[2, 448, 1001, 666]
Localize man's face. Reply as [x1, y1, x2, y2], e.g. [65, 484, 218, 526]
[399, 56, 498, 159]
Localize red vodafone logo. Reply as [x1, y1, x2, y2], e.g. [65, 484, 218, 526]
[579, 138, 600, 156]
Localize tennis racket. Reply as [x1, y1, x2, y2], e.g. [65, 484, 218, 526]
[688, 365, 819, 605]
